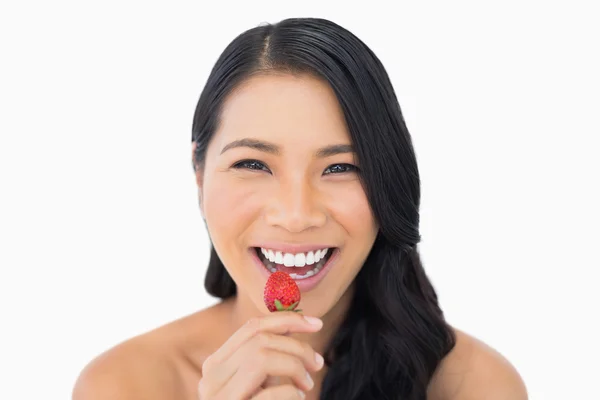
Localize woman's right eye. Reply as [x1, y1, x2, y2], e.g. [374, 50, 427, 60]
[232, 159, 270, 172]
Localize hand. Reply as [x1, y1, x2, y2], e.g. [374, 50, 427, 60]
[197, 312, 325, 399]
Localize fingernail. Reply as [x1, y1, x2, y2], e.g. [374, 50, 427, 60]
[303, 316, 322, 327]
[298, 389, 306, 398]
[315, 352, 324, 367]
[306, 371, 314, 389]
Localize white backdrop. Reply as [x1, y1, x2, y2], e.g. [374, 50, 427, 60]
[1, 1, 598, 399]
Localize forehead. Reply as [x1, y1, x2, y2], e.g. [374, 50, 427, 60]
[215, 73, 350, 145]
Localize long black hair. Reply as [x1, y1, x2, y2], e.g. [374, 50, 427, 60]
[191, 17, 456, 400]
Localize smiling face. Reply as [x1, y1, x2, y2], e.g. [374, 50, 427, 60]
[195, 73, 378, 317]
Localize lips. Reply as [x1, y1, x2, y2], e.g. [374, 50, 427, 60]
[250, 246, 339, 292]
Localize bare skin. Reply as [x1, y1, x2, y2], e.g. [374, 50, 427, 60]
[72, 300, 527, 400]
[73, 74, 527, 399]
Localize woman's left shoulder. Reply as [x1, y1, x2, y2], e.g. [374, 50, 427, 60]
[427, 327, 528, 400]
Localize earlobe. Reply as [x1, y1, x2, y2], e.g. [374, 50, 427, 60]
[198, 192, 205, 219]
[195, 169, 204, 190]
[196, 177, 205, 219]
[192, 141, 206, 220]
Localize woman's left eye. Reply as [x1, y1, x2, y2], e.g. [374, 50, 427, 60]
[323, 163, 359, 175]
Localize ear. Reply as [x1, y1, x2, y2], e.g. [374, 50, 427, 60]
[192, 141, 205, 218]
[191, 141, 198, 171]
[198, 192, 205, 219]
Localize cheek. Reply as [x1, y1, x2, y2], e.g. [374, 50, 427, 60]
[327, 182, 377, 237]
[203, 175, 264, 245]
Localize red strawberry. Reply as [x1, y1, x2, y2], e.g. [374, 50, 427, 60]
[263, 271, 302, 312]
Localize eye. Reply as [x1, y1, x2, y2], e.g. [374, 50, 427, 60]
[232, 159, 271, 172]
[323, 163, 359, 175]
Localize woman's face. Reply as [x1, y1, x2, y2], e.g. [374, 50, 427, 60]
[196, 73, 378, 317]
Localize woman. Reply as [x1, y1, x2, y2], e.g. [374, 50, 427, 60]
[73, 18, 527, 399]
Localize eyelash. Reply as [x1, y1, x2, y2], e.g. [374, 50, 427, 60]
[233, 160, 269, 171]
[232, 159, 359, 175]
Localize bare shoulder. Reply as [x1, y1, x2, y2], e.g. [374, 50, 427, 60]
[72, 301, 231, 400]
[71, 331, 183, 400]
[428, 328, 528, 400]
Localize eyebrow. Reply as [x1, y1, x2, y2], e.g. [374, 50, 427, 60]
[220, 138, 355, 158]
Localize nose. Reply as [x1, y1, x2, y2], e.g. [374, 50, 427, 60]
[264, 178, 327, 233]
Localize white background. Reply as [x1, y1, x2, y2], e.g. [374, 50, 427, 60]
[1, 1, 598, 399]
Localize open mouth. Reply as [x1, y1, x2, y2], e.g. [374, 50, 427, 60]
[254, 247, 336, 280]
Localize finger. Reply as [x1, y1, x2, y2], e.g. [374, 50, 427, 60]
[224, 349, 314, 399]
[200, 314, 322, 396]
[264, 375, 281, 388]
[205, 313, 322, 368]
[231, 332, 324, 373]
[251, 384, 306, 399]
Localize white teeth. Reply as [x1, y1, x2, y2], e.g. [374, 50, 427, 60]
[259, 247, 332, 272]
[293, 264, 321, 280]
[260, 248, 330, 260]
[294, 253, 306, 267]
[259, 248, 332, 280]
[283, 253, 295, 267]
